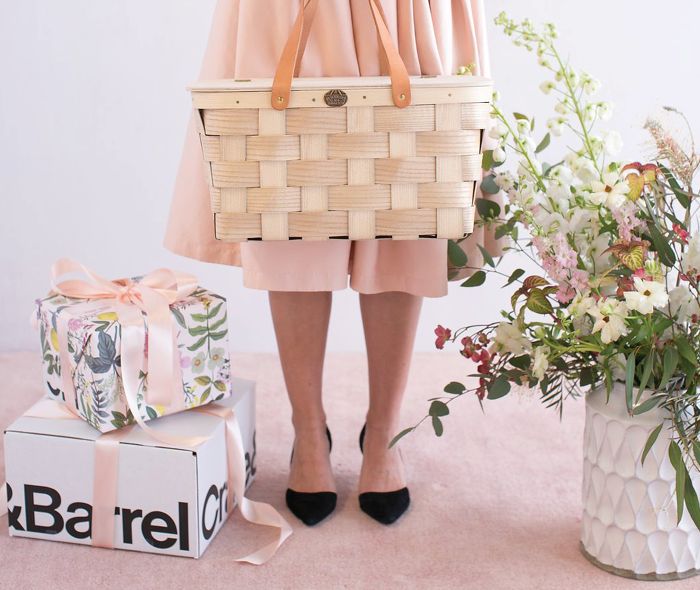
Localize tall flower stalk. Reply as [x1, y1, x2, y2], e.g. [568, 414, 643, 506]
[397, 13, 700, 529]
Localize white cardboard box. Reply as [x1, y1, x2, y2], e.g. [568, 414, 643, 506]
[3, 377, 256, 558]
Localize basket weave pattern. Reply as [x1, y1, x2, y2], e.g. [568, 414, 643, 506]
[196, 99, 490, 241]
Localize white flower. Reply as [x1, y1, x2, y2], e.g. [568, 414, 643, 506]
[582, 77, 601, 95]
[492, 146, 506, 163]
[597, 102, 614, 121]
[669, 285, 698, 322]
[532, 346, 550, 380]
[567, 293, 596, 318]
[516, 119, 531, 136]
[555, 101, 570, 115]
[588, 299, 629, 344]
[623, 277, 669, 315]
[494, 171, 515, 191]
[571, 158, 598, 183]
[547, 117, 565, 136]
[518, 157, 542, 180]
[682, 236, 700, 272]
[540, 81, 555, 95]
[588, 172, 629, 208]
[490, 322, 532, 355]
[603, 131, 623, 156]
[489, 121, 508, 140]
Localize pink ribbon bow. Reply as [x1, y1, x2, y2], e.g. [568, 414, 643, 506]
[51, 258, 199, 417]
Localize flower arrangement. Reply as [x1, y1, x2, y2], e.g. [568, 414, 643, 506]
[397, 13, 700, 528]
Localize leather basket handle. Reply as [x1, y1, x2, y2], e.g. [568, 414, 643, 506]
[271, 0, 411, 110]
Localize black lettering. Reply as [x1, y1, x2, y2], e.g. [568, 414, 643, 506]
[202, 485, 219, 541]
[121, 508, 142, 545]
[25, 485, 63, 535]
[6, 483, 23, 531]
[178, 502, 189, 551]
[142, 511, 177, 549]
[66, 502, 92, 539]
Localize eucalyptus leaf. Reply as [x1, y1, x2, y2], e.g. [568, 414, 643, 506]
[461, 271, 486, 288]
[487, 376, 511, 400]
[504, 269, 525, 287]
[432, 415, 444, 437]
[476, 197, 501, 218]
[641, 424, 663, 465]
[482, 150, 494, 171]
[389, 427, 415, 448]
[478, 244, 495, 268]
[535, 132, 551, 154]
[447, 240, 468, 267]
[444, 381, 466, 395]
[429, 400, 450, 417]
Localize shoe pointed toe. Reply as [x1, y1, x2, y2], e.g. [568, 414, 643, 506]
[285, 488, 337, 526]
[359, 487, 410, 525]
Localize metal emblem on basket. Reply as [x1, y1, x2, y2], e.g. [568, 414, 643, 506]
[324, 89, 348, 107]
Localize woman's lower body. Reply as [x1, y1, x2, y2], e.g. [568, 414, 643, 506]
[164, 0, 495, 525]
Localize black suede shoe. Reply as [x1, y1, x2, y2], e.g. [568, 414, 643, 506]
[358, 424, 410, 525]
[286, 427, 337, 526]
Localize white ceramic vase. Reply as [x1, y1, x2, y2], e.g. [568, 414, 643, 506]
[581, 383, 700, 580]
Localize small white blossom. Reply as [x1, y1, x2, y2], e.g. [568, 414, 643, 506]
[532, 346, 550, 380]
[582, 77, 601, 95]
[489, 121, 508, 140]
[669, 285, 698, 323]
[682, 236, 700, 273]
[589, 299, 629, 344]
[540, 81, 556, 95]
[547, 117, 565, 136]
[567, 294, 596, 318]
[490, 322, 532, 355]
[516, 118, 531, 136]
[492, 146, 506, 163]
[597, 102, 614, 121]
[623, 278, 669, 315]
[555, 101, 570, 115]
[494, 171, 515, 191]
[588, 172, 629, 208]
[603, 131, 623, 157]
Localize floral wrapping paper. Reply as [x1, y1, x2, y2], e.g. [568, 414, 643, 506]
[36, 287, 231, 433]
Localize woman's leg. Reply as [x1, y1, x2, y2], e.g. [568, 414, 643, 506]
[359, 291, 423, 492]
[268, 291, 336, 493]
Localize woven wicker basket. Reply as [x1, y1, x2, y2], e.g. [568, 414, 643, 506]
[189, 1, 492, 241]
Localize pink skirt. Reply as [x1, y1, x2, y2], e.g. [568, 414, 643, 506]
[164, 0, 500, 297]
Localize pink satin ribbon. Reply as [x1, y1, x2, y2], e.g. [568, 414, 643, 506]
[50, 258, 198, 417]
[0, 398, 292, 563]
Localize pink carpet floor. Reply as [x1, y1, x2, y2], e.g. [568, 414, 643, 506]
[1, 351, 697, 590]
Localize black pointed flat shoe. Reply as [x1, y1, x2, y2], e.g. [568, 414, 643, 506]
[358, 424, 410, 525]
[286, 427, 337, 526]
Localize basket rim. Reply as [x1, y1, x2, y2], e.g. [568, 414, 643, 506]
[188, 75, 493, 93]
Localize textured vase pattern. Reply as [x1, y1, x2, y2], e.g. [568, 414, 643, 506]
[581, 385, 700, 578]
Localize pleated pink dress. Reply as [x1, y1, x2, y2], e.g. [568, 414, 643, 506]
[164, 0, 499, 297]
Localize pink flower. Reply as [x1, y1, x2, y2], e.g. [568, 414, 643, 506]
[556, 283, 576, 304]
[673, 223, 690, 244]
[67, 318, 84, 332]
[180, 355, 192, 369]
[434, 325, 452, 350]
[612, 202, 643, 242]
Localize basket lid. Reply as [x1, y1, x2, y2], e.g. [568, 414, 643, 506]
[188, 75, 492, 93]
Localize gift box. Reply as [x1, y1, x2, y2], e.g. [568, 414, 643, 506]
[36, 263, 231, 433]
[4, 378, 256, 558]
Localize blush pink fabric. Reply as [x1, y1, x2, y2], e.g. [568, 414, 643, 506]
[164, 0, 498, 297]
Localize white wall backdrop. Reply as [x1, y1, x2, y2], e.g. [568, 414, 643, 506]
[1, 0, 699, 352]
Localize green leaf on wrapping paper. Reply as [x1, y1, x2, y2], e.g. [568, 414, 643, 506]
[171, 307, 188, 329]
[487, 376, 510, 400]
[209, 314, 228, 332]
[641, 424, 663, 465]
[146, 406, 158, 420]
[476, 197, 501, 219]
[478, 244, 495, 268]
[431, 415, 444, 437]
[207, 301, 224, 319]
[209, 330, 228, 341]
[461, 271, 486, 288]
[85, 331, 117, 374]
[389, 427, 415, 448]
[188, 326, 209, 337]
[444, 381, 466, 395]
[195, 376, 211, 386]
[535, 132, 551, 154]
[429, 400, 450, 417]
[213, 380, 227, 392]
[187, 335, 208, 352]
[200, 386, 212, 404]
[480, 175, 500, 196]
[190, 313, 209, 322]
[447, 240, 468, 268]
